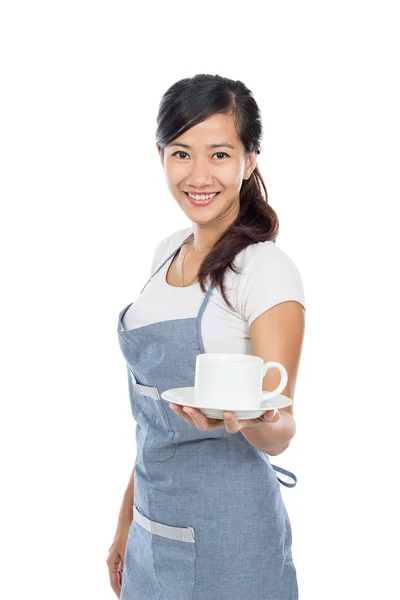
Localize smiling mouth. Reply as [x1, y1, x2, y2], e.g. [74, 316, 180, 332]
[184, 191, 220, 206]
[184, 191, 220, 197]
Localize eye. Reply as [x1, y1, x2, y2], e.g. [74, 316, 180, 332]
[171, 151, 189, 159]
[171, 151, 230, 159]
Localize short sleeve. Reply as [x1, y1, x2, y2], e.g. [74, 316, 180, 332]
[150, 239, 164, 275]
[149, 228, 192, 276]
[235, 243, 306, 327]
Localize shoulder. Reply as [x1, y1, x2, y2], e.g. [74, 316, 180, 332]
[155, 226, 192, 259]
[150, 227, 192, 273]
[237, 240, 304, 282]
[233, 240, 306, 322]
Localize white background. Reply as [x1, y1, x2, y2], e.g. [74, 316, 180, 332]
[1, 1, 399, 598]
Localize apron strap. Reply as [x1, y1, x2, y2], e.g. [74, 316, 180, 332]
[271, 463, 297, 488]
[140, 233, 194, 294]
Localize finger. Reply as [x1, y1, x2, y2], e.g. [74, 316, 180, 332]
[223, 410, 240, 433]
[263, 409, 280, 422]
[107, 555, 122, 595]
[182, 406, 209, 430]
[109, 569, 121, 594]
[169, 403, 196, 426]
[182, 406, 224, 430]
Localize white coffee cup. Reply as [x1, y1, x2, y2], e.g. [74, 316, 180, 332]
[194, 353, 288, 409]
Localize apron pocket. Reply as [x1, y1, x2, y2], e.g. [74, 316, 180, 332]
[134, 506, 197, 600]
[129, 370, 177, 462]
[129, 369, 175, 430]
[141, 423, 176, 462]
[121, 520, 161, 600]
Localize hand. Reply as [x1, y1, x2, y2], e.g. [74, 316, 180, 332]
[106, 522, 130, 598]
[169, 403, 280, 433]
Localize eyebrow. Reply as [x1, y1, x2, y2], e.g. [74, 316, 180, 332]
[168, 142, 235, 150]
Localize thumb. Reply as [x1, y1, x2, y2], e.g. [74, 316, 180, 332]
[265, 408, 279, 422]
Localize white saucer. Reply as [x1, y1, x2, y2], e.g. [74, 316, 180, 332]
[161, 387, 292, 420]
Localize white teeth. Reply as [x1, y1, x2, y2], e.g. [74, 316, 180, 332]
[187, 192, 217, 200]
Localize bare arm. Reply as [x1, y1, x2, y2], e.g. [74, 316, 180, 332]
[115, 467, 134, 532]
[242, 301, 305, 455]
[107, 467, 134, 594]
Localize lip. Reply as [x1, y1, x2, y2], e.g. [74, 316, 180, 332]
[184, 191, 221, 195]
[184, 191, 220, 206]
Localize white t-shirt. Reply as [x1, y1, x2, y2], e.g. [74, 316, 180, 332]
[122, 227, 306, 355]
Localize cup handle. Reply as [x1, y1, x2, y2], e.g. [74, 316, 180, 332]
[259, 361, 288, 405]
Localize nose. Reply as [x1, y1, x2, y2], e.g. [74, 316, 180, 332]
[185, 158, 215, 188]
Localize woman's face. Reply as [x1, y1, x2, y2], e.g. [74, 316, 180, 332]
[157, 113, 257, 226]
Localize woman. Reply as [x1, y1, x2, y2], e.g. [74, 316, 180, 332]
[107, 74, 306, 600]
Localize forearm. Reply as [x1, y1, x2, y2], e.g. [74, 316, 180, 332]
[117, 467, 134, 526]
[241, 411, 296, 456]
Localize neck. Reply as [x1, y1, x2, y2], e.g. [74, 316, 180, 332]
[189, 207, 239, 252]
[189, 238, 212, 253]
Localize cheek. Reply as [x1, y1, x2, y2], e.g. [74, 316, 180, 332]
[222, 163, 245, 186]
[164, 161, 185, 181]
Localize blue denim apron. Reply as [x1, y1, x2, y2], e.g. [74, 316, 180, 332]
[117, 233, 298, 599]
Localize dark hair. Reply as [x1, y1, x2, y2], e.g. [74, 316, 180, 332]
[155, 73, 279, 312]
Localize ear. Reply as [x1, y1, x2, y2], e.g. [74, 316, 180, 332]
[244, 150, 258, 180]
